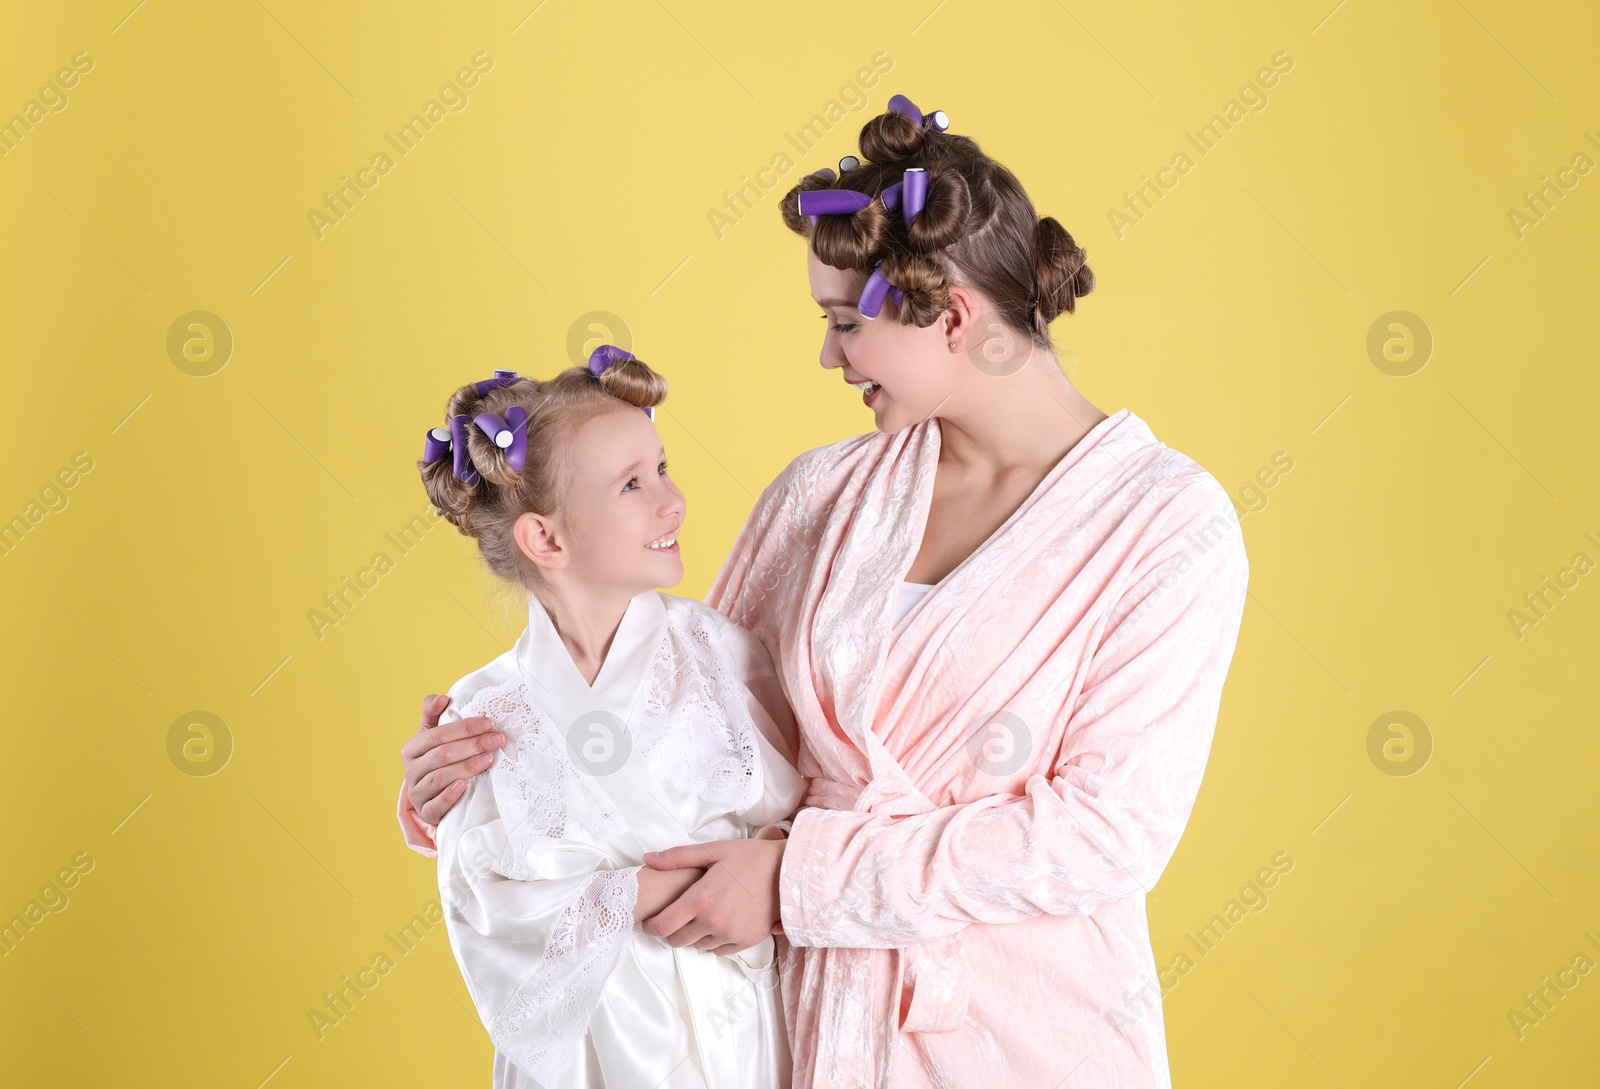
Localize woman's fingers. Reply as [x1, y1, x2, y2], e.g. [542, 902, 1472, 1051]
[642, 844, 722, 870]
[402, 703, 505, 821]
[420, 693, 449, 729]
[418, 776, 471, 826]
[400, 713, 500, 764]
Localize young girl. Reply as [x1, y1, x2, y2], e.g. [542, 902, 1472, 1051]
[414, 345, 804, 1089]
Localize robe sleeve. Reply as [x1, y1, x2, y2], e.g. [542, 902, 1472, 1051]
[717, 616, 806, 829]
[778, 487, 1250, 949]
[436, 713, 641, 1083]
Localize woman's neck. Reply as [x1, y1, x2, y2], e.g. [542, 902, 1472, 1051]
[935, 349, 1109, 479]
[533, 583, 639, 686]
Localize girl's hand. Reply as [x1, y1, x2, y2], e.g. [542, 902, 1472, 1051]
[633, 866, 706, 923]
[640, 837, 785, 956]
[402, 694, 506, 825]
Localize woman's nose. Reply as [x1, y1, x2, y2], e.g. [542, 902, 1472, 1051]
[819, 333, 846, 370]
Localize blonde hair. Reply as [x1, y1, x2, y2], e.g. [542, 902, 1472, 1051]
[419, 356, 669, 590]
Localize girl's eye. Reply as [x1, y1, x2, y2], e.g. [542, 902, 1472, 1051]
[821, 315, 857, 335]
[623, 463, 667, 491]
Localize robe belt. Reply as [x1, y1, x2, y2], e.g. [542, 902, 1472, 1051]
[808, 772, 972, 1039]
[670, 937, 777, 1089]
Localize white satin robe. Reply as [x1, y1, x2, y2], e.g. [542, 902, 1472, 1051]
[428, 589, 805, 1089]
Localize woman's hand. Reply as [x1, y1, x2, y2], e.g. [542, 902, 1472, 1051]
[402, 694, 506, 825]
[639, 837, 785, 956]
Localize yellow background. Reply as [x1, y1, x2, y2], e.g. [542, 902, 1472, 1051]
[3, 1, 1597, 1085]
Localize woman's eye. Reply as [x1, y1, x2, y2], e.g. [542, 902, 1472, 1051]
[622, 477, 638, 491]
[831, 322, 857, 334]
[658, 460, 668, 475]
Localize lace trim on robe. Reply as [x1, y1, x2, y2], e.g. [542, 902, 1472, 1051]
[451, 603, 768, 1082]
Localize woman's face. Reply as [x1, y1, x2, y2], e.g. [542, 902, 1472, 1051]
[808, 248, 963, 433]
[516, 406, 686, 594]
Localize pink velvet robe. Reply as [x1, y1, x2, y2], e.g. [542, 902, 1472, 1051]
[701, 408, 1250, 1089]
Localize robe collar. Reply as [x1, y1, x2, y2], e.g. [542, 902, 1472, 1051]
[812, 408, 1136, 796]
[513, 587, 669, 724]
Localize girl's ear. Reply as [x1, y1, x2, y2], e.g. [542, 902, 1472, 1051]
[513, 510, 567, 571]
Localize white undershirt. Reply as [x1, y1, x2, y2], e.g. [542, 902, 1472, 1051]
[892, 581, 937, 626]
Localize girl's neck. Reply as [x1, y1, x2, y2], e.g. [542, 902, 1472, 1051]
[534, 583, 641, 687]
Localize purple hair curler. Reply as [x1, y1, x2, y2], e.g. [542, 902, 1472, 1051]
[901, 167, 928, 224]
[858, 267, 896, 319]
[474, 412, 513, 448]
[887, 94, 948, 132]
[448, 414, 479, 484]
[887, 94, 922, 126]
[473, 369, 521, 396]
[588, 344, 636, 377]
[838, 155, 860, 173]
[879, 181, 903, 212]
[503, 406, 528, 471]
[797, 189, 873, 216]
[588, 343, 656, 419]
[422, 426, 451, 465]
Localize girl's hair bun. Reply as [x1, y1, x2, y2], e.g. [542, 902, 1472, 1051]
[418, 352, 669, 585]
[594, 354, 668, 412]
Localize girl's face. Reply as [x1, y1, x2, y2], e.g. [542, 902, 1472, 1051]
[808, 248, 963, 433]
[520, 406, 685, 595]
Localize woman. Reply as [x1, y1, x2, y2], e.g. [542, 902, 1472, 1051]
[399, 94, 1249, 1088]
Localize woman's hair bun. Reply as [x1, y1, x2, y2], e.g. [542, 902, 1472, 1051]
[1033, 216, 1094, 322]
[905, 165, 971, 254]
[778, 95, 1093, 346]
[860, 108, 928, 163]
[780, 171, 891, 271]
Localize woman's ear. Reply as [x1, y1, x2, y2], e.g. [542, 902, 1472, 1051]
[941, 283, 982, 352]
[513, 510, 568, 572]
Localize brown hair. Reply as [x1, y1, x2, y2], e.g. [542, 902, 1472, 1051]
[419, 356, 669, 589]
[778, 104, 1094, 347]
